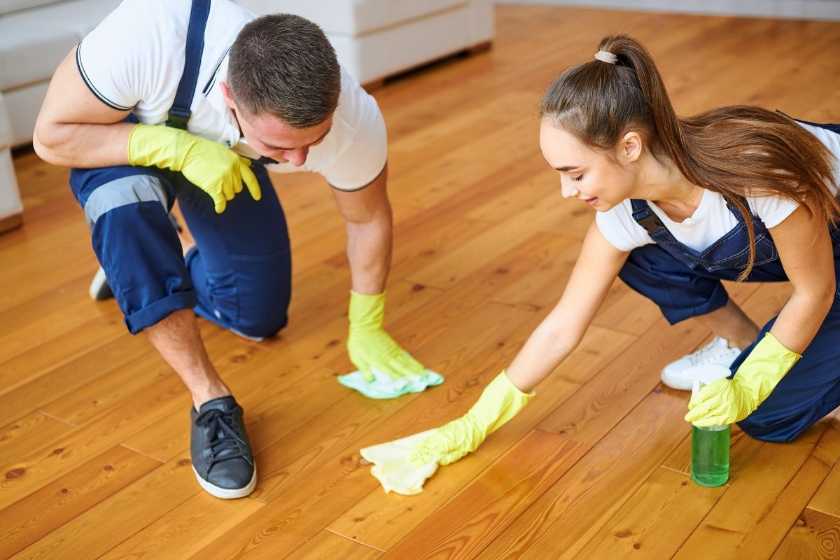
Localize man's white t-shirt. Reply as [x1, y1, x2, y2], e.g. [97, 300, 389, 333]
[595, 121, 840, 252]
[76, 0, 387, 191]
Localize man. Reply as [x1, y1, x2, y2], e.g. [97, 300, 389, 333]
[33, 0, 440, 499]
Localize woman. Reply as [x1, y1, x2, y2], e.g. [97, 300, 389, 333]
[361, 35, 840, 495]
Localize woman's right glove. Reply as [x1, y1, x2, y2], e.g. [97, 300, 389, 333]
[685, 332, 801, 427]
[128, 124, 261, 213]
[360, 371, 534, 494]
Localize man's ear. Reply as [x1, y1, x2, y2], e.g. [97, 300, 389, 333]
[618, 130, 643, 164]
[219, 81, 236, 110]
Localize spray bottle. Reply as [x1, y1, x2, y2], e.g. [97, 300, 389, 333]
[690, 378, 730, 487]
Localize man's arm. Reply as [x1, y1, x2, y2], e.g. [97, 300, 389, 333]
[35, 46, 259, 213]
[331, 164, 392, 294]
[33, 47, 134, 168]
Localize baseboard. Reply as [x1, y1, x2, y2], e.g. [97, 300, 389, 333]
[363, 40, 494, 92]
[0, 212, 22, 235]
[497, 0, 840, 21]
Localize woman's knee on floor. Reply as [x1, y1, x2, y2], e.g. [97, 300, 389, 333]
[738, 409, 820, 443]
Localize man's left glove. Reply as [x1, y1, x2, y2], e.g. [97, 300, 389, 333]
[338, 291, 443, 399]
[128, 124, 261, 213]
[685, 332, 801, 427]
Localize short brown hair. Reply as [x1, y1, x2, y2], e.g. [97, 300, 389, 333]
[229, 14, 340, 128]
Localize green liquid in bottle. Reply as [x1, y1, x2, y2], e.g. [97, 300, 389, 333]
[691, 424, 730, 487]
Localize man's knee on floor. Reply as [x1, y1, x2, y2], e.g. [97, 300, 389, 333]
[231, 299, 290, 339]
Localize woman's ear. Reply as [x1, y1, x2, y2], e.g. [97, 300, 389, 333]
[618, 131, 643, 164]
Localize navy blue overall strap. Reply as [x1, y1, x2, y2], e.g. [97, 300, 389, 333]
[629, 194, 750, 237]
[776, 110, 840, 135]
[167, 0, 212, 130]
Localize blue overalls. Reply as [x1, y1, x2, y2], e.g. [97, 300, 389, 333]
[619, 122, 840, 443]
[70, 0, 292, 338]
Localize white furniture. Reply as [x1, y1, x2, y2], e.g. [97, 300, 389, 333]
[0, 0, 123, 148]
[0, 92, 23, 232]
[238, 0, 495, 86]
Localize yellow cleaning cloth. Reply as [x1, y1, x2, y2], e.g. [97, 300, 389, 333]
[360, 430, 439, 495]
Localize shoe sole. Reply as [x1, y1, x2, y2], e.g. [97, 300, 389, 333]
[661, 364, 733, 392]
[192, 465, 257, 499]
[660, 375, 693, 391]
[88, 267, 113, 301]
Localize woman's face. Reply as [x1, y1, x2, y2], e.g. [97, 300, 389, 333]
[539, 118, 638, 211]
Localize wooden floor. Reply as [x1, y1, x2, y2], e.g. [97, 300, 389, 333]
[2, 5, 840, 559]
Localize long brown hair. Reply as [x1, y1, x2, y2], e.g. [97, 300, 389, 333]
[541, 35, 839, 280]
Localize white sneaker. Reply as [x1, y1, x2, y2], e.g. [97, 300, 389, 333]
[661, 337, 741, 391]
[88, 267, 113, 301]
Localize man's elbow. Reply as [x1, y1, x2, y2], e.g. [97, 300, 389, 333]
[32, 123, 66, 166]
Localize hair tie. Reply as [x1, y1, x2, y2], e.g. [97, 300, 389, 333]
[594, 50, 618, 64]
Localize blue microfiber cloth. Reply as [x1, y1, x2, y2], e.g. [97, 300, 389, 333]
[338, 369, 444, 399]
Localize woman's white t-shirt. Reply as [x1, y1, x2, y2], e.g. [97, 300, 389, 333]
[76, 0, 387, 191]
[596, 121, 840, 252]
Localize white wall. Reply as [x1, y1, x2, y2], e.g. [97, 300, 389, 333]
[498, 0, 840, 21]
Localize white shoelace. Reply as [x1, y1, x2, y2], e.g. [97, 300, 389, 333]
[687, 337, 738, 366]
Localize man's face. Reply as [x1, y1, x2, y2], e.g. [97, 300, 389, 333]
[221, 81, 332, 167]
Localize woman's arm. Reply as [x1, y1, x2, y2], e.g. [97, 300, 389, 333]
[686, 204, 835, 427]
[507, 220, 629, 392]
[363, 220, 630, 490]
[767, 205, 836, 353]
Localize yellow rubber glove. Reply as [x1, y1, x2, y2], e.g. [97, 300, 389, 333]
[685, 332, 801, 427]
[128, 124, 261, 213]
[410, 371, 534, 466]
[347, 291, 427, 382]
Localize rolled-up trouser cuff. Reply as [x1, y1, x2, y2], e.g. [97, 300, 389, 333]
[125, 291, 198, 334]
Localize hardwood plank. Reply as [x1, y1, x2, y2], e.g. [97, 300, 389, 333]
[0, 336, 227, 511]
[673, 426, 829, 559]
[772, 508, 840, 560]
[364, 430, 584, 559]
[297, 531, 383, 560]
[585, 422, 840, 560]
[473, 388, 690, 560]
[0, 445, 160, 558]
[575, 467, 725, 559]
[0, 309, 125, 395]
[97, 492, 264, 560]
[0, 324, 163, 426]
[10, 454, 197, 560]
[0, 413, 72, 465]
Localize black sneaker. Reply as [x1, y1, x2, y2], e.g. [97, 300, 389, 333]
[190, 396, 256, 499]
